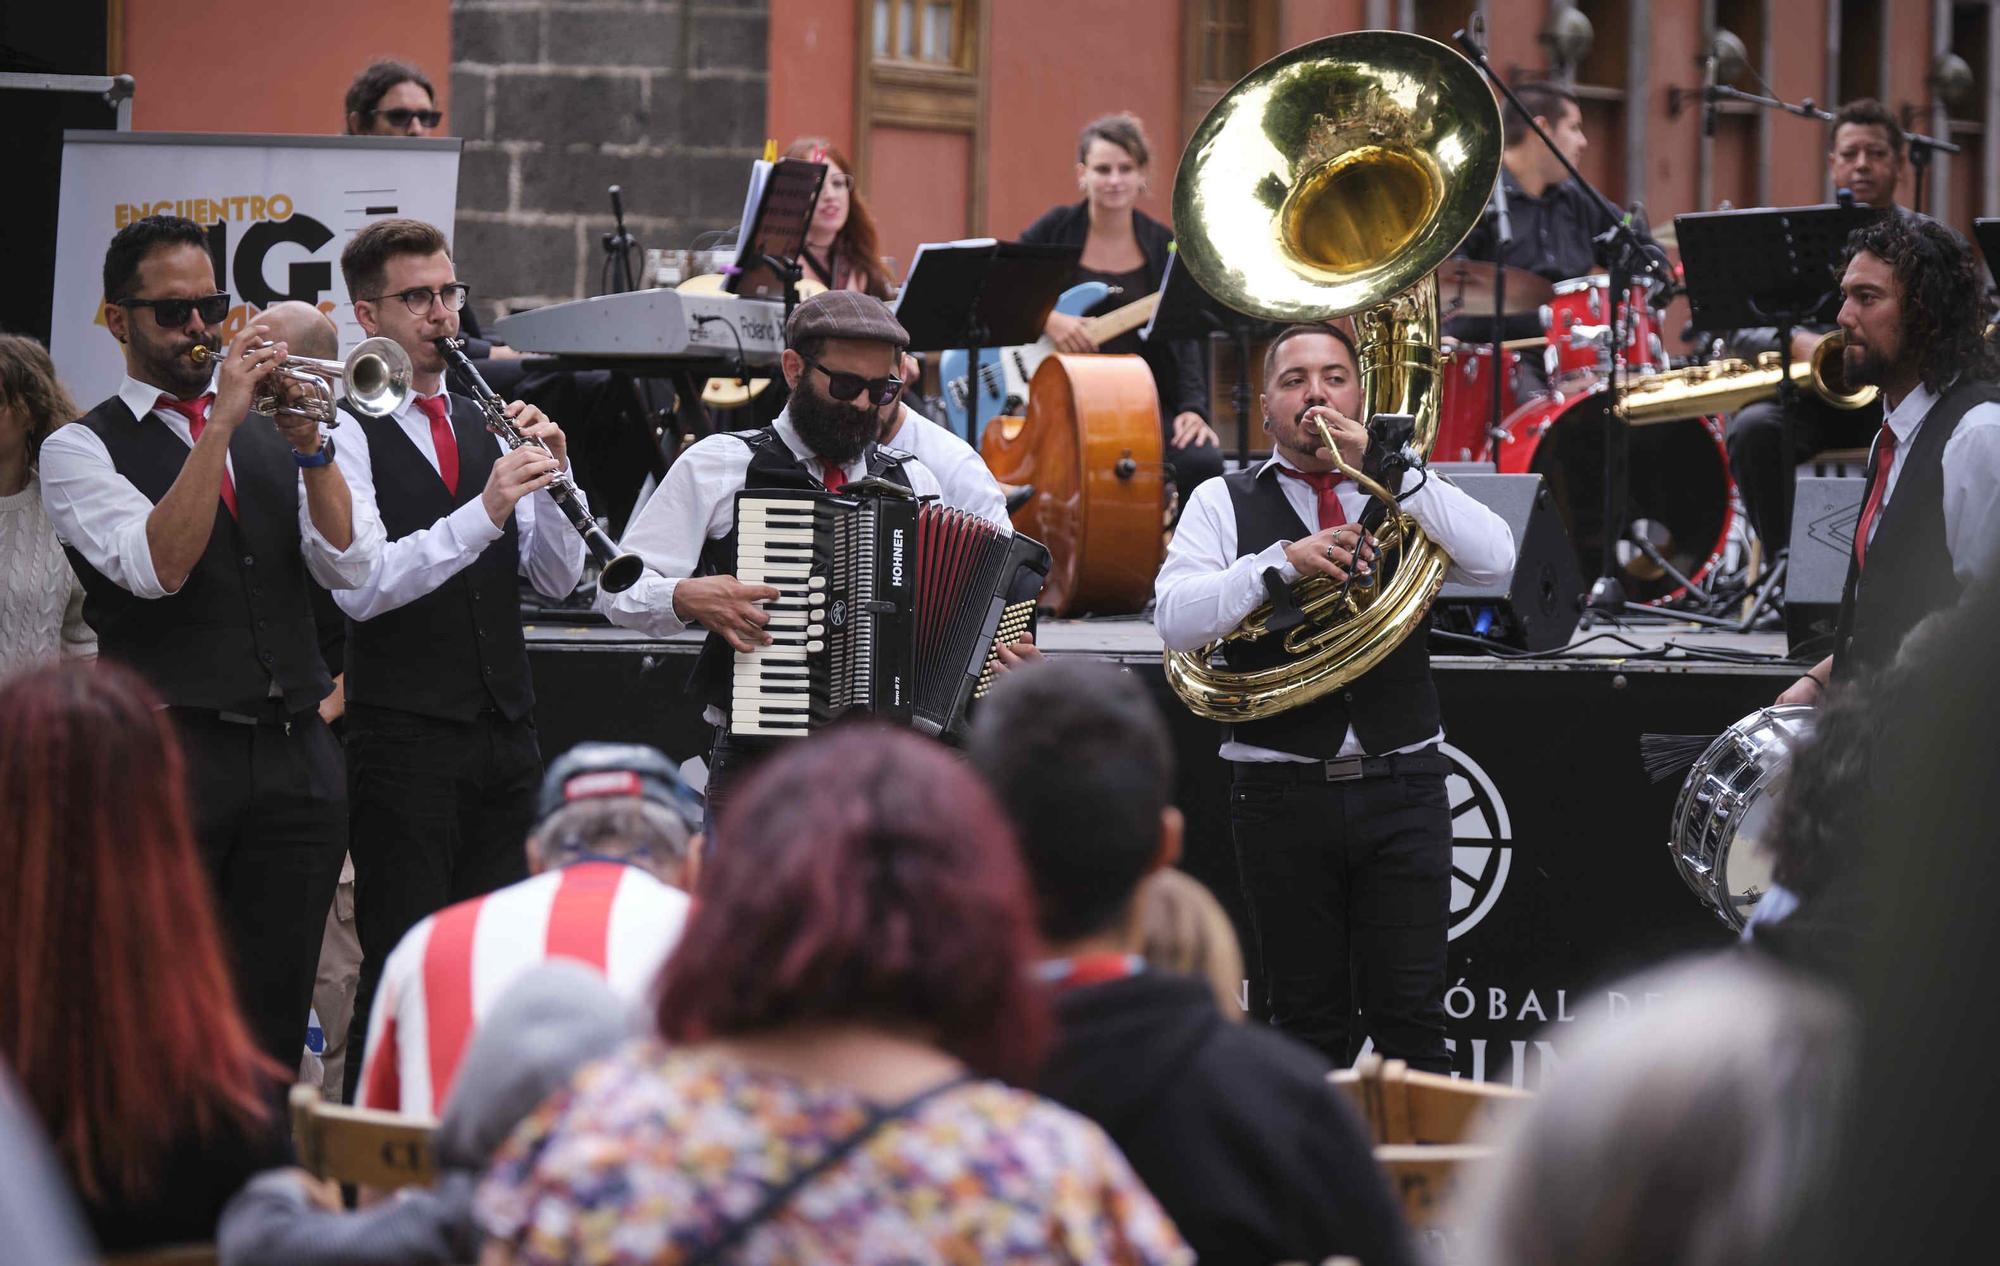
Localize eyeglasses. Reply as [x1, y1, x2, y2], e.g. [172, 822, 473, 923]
[360, 283, 471, 315]
[368, 107, 443, 129]
[801, 354, 904, 406]
[116, 293, 231, 327]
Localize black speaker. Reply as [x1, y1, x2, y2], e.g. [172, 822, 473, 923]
[1426, 471, 1585, 651]
[1784, 476, 1864, 654]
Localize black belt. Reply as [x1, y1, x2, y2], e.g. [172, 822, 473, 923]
[1233, 748, 1449, 783]
[167, 700, 305, 730]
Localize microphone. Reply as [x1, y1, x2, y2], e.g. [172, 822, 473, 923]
[1453, 14, 1487, 59]
[1702, 51, 1718, 139]
[609, 184, 626, 222]
[1836, 186, 1856, 209]
[1490, 170, 1513, 247]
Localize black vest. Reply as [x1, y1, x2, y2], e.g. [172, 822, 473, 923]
[66, 396, 330, 714]
[1217, 467, 1441, 758]
[1833, 378, 1999, 678]
[343, 394, 533, 722]
[688, 429, 914, 713]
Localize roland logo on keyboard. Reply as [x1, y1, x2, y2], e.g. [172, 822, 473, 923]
[891, 527, 906, 587]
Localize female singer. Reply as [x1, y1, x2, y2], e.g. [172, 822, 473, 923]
[784, 137, 896, 300]
[1019, 113, 1222, 499]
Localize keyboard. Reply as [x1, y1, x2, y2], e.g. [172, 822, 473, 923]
[490, 289, 787, 365]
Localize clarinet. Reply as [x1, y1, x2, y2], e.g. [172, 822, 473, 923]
[434, 336, 644, 593]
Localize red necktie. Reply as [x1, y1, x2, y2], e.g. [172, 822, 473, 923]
[1853, 422, 1897, 569]
[1276, 464, 1348, 530]
[820, 459, 847, 492]
[416, 395, 459, 496]
[157, 393, 235, 519]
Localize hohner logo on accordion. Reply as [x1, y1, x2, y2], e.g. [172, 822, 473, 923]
[731, 485, 1050, 743]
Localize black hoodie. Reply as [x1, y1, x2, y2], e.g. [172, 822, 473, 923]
[1037, 970, 1417, 1266]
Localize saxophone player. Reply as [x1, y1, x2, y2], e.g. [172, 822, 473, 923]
[1153, 322, 1515, 1071]
[328, 217, 588, 1098]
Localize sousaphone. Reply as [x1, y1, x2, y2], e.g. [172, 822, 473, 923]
[1163, 31, 1501, 720]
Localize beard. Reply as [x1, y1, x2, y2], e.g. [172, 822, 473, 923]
[789, 376, 877, 466]
[142, 328, 220, 398]
[1843, 338, 1891, 388]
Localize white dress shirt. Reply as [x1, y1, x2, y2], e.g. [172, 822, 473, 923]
[330, 388, 586, 620]
[599, 407, 946, 638]
[39, 373, 383, 598]
[882, 404, 1011, 529]
[1155, 453, 1517, 762]
[1865, 381, 2000, 583]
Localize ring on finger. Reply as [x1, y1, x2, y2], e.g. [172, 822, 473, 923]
[1324, 544, 1338, 560]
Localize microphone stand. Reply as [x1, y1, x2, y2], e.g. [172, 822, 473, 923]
[1454, 25, 1672, 620]
[1487, 176, 1511, 473]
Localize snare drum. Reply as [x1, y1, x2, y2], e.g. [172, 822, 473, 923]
[1668, 706, 1816, 931]
[1435, 342, 1526, 463]
[1544, 275, 1665, 379]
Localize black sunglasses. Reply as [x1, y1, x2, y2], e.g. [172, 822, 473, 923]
[801, 354, 904, 407]
[369, 107, 443, 129]
[116, 293, 231, 327]
[358, 283, 471, 316]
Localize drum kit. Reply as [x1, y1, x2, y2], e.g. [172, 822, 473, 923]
[1435, 261, 1738, 605]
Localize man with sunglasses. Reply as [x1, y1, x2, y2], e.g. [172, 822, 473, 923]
[601, 290, 953, 813]
[343, 59, 443, 138]
[39, 213, 384, 1068]
[329, 217, 588, 1099]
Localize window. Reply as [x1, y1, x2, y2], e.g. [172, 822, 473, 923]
[1181, 0, 1276, 147]
[872, 0, 969, 69]
[1196, 0, 1255, 87]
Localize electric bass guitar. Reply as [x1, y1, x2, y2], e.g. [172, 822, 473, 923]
[940, 281, 1160, 443]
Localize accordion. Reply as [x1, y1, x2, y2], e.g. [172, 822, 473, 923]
[731, 485, 1050, 743]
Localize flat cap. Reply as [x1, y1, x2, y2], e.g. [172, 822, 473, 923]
[784, 288, 909, 347]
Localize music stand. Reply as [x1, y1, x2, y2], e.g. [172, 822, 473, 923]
[1143, 251, 1282, 465]
[1972, 218, 2000, 291]
[894, 239, 1079, 442]
[1675, 201, 1883, 616]
[724, 157, 825, 314]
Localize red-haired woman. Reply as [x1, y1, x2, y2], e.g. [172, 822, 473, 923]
[476, 727, 1190, 1266]
[784, 137, 897, 299]
[0, 662, 290, 1251]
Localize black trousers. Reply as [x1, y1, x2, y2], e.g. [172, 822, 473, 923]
[342, 704, 540, 1098]
[1726, 394, 1881, 554]
[1229, 760, 1453, 1072]
[170, 706, 348, 1069]
[702, 728, 778, 840]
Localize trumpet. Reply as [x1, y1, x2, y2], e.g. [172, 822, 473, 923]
[433, 336, 644, 594]
[188, 336, 413, 425]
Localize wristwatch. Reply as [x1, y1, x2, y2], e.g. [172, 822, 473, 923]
[293, 434, 336, 468]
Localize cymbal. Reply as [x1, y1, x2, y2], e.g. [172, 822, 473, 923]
[1653, 221, 1679, 252]
[1434, 259, 1556, 317]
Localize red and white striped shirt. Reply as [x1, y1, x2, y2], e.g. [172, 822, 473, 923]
[356, 861, 690, 1117]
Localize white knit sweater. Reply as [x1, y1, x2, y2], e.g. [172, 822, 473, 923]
[0, 474, 95, 679]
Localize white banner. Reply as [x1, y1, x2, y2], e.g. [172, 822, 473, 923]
[51, 132, 460, 403]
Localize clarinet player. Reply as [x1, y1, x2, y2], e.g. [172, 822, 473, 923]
[328, 217, 586, 1098]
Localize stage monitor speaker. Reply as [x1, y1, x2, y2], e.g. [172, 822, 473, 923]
[1784, 476, 1863, 655]
[1428, 471, 1584, 652]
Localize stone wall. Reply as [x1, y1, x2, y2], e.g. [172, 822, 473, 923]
[450, 0, 770, 322]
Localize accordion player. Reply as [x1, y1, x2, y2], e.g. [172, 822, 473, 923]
[729, 481, 1050, 743]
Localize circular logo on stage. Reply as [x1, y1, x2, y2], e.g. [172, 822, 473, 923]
[1443, 742, 1513, 941]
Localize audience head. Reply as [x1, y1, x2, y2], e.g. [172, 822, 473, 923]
[1828, 98, 1904, 208]
[0, 662, 275, 1204]
[1456, 954, 1852, 1266]
[782, 137, 894, 299]
[968, 660, 1181, 946]
[433, 961, 636, 1171]
[780, 290, 910, 466]
[1138, 869, 1247, 1019]
[1837, 215, 1994, 397]
[100, 214, 223, 397]
[529, 742, 703, 890]
[0, 335, 80, 479]
[344, 59, 441, 136]
[341, 217, 461, 383]
[1076, 112, 1151, 213]
[654, 726, 1048, 1081]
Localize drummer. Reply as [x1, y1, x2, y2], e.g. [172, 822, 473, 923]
[1446, 83, 1663, 377]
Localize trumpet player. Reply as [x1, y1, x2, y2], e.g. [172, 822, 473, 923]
[39, 213, 383, 1068]
[328, 217, 587, 1099]
[1153, 323, 1514, 1072]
